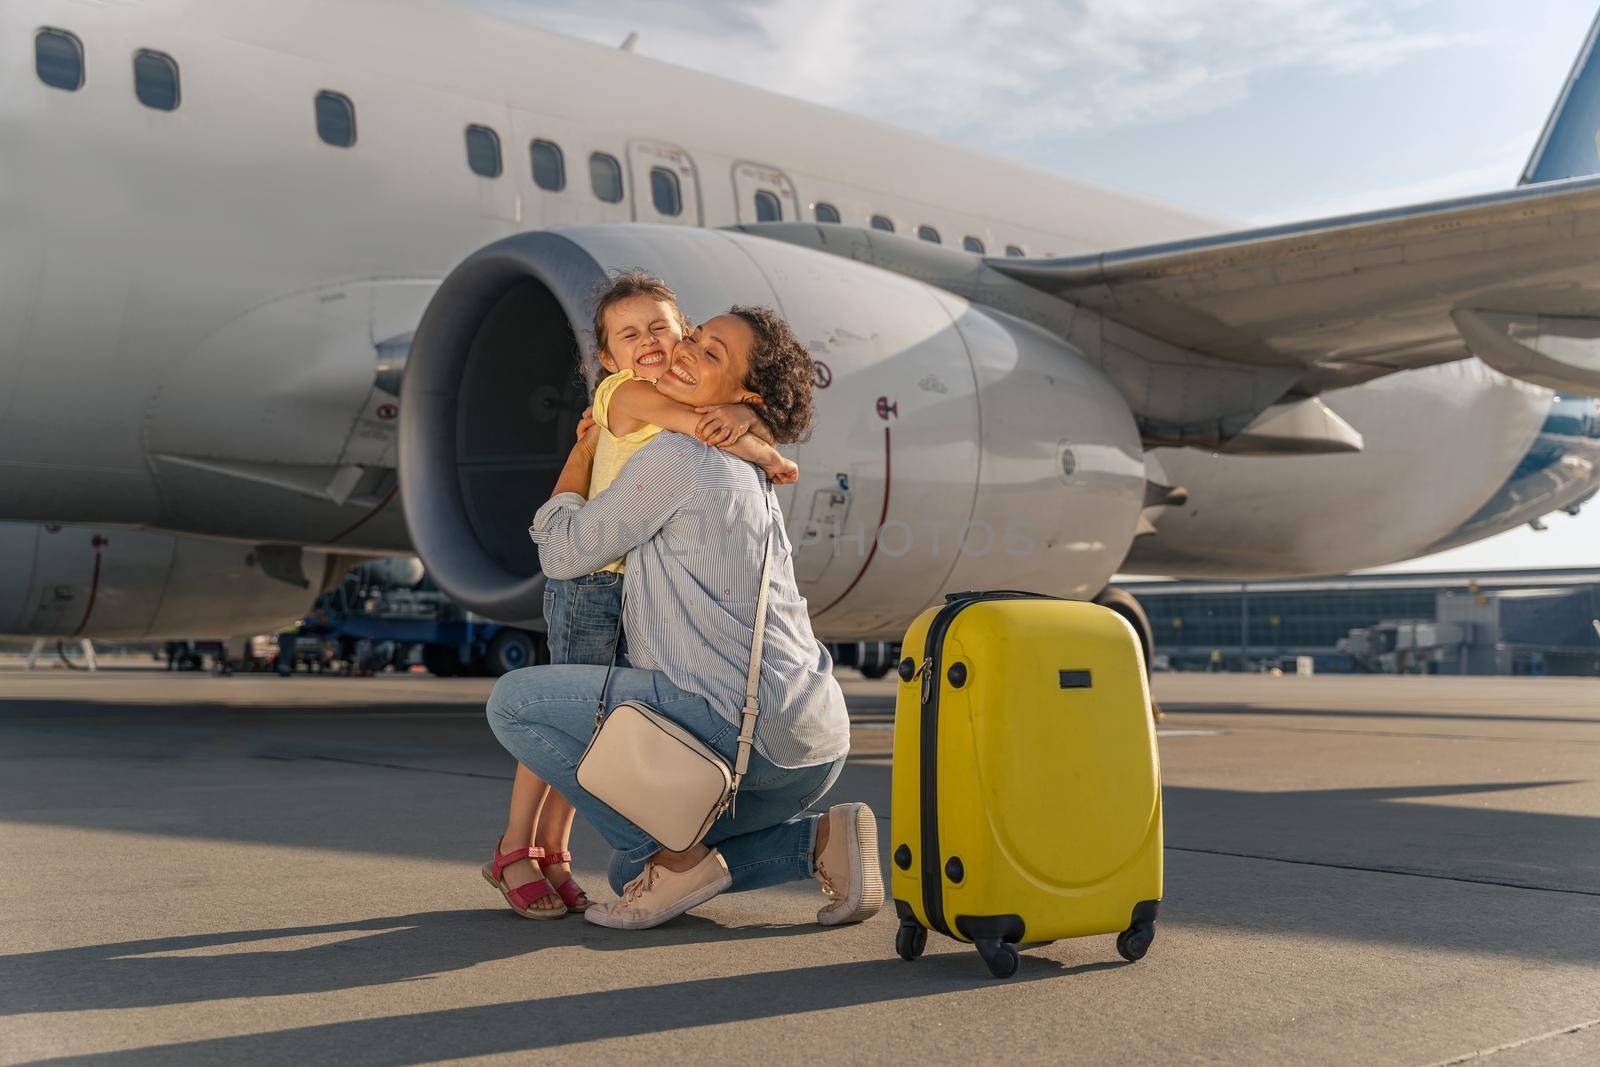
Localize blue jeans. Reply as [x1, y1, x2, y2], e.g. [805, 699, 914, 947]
[487, 664, 845, 894]
[543, 572, 624, 666]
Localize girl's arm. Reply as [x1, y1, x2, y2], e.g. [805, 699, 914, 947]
[608, 379, 765, 446]
[608, 378, 797, 483]
[694, 404, 775, 446]
[726, 435, 799, 484]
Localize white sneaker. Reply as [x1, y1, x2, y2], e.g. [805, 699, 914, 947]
[584, 850, 732, 930]
[815, 802, 885, 926]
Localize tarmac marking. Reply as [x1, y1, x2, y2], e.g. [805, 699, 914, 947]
[1423, 1015, 1600, 1066]
[1168, 844, 1600, 898]
[1160, 718, 1600, 746]
[1162, 704, 1600, 727]
[116, 926, 415, 959]
[252, 753, 514, 780]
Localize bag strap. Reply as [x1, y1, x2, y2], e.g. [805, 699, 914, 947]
[730, 487, 778, 800]
[594, 481, 779, 763]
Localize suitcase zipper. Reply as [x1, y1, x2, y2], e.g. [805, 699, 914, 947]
[917, 589, 1049, 938]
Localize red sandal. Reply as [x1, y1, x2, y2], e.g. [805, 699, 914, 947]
[537, 849, 590, 912]
[481, 843, 567, 919]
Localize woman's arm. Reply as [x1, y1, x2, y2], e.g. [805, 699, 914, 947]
[529, 435, 703, 579]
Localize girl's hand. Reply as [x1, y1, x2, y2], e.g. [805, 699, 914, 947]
[693, 403, 761, 448]
[764, 456, 800, 485]
[576, 406, 596, 441]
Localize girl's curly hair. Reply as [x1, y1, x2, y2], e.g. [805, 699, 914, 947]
[730, 305, 815, 445]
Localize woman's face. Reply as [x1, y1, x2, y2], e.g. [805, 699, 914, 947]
[655, 314, 755, 407]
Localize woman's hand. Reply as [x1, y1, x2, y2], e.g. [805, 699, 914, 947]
[576, 406, 596, 441]
[693, 403, 762, 448]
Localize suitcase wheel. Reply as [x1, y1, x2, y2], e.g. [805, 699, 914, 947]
[1115, 919, 1156, 962]
[975, 938, 1020, 979]
[895, 921, 927, 962]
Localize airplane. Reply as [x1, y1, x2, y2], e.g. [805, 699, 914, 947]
[4, 0, 1600, 672]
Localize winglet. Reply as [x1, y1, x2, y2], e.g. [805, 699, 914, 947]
[1521, 8, 1600, 184]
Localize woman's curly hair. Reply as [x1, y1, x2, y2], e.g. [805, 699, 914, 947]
[730, 305, 815, 445]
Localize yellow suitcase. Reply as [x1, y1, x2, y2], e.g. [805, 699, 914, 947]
[890, 591, 1163, 977]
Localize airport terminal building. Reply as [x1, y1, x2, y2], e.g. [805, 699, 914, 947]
[1124, 568, 1600, 676]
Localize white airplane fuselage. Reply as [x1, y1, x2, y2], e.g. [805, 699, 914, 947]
[0, 0, 1569, 639]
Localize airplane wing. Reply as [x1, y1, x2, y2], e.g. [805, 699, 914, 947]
[989, 174, 1600, 397]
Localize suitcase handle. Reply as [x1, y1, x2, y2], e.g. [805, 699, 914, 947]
[944, 589, 1061, 603]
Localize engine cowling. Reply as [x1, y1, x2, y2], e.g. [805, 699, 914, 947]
[0, 523, 335, 640]
[400, 225, 1145, 637]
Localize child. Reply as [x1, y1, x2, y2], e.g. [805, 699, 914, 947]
[482, 272, 797, 918]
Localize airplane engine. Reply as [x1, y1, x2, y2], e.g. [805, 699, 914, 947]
[401, 225, 1146, 637]
[0, 523, 337, 641]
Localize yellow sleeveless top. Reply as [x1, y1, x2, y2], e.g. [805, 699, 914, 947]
[588, 369, 663, 573]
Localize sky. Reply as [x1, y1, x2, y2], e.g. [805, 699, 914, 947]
[481, 0, 1599, 573]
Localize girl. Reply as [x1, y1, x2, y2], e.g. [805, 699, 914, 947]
[483, 272, 798, 918]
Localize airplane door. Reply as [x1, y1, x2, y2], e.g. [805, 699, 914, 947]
[629, 142, 701, 226]
[732, 161, 798, 223]
[793, 481, 852, 585]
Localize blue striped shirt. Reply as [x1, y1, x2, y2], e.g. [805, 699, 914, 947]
[530, 433, 850, 769]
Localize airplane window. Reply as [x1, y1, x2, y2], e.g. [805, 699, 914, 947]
[315, 90, 356, 148]
[962, 236, 985, 254]
[1005, 244, 1026, 257]
[531, 139, 565, 191]
[814, 202, 840, 224]
[590, 152, 624, 203]
[650, 166, 682, 216]
[35, 28, 84, 92]
[465, 125, 502, 178]
[754, 190, 782, 222]
[870, 215, 894, 232]
[133, 50, 180, 111]
[917, 225, 941, 244]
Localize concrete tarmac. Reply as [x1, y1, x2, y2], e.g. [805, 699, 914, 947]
[1, 670, 1597, 1064]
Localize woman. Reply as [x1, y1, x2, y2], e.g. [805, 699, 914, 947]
[487, 306, 882, 931]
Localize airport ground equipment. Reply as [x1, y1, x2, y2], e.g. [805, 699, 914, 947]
[290, 563, 542, 677]
[890, 591, 1163, 978]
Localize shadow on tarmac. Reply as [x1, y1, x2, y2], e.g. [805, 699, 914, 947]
[0, 908, 841, 1017]
[14, 953, 1099, 1065]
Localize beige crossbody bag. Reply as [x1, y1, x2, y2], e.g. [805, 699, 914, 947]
[574, 491, 777, 854]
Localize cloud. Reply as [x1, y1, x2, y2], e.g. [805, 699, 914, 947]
[476, 0, 1469, 146]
